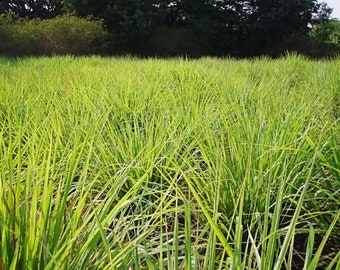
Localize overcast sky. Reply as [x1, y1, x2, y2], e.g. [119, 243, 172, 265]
[323, 0, 340, 19]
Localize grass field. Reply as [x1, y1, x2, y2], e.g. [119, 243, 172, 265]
[0, 55, 339, 269]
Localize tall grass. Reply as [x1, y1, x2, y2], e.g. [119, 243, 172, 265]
[0, 55, 339, 269]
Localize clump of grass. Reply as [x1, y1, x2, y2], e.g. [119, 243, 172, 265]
[0, 54, 339, 269]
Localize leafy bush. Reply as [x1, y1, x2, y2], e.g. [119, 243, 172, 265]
[0, 14, 108, 56]
[309, 19, 340, 48]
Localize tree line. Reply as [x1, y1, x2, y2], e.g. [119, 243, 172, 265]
[0, 0, 339, 57]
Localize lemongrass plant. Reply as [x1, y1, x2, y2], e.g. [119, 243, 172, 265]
[0, 54, 339, 269]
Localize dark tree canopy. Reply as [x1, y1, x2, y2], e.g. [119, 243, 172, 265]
[0, 0, 62, 19]
[0, 0, 336, 57]
[225, 0, 318, 54]
[61, 0, 166, 53]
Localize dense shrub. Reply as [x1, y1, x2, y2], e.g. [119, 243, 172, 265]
[309, 19, 340, 48]
[0, 14, 108, 56]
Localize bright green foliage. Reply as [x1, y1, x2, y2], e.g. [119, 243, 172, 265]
[0, 55, 339, 269]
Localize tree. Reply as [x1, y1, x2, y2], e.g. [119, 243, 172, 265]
[148, 0, 240, 55]
[309, 19, 340, 48]
[309, 1, 338, 47]
[61, 0, 166, 53]
[219, 0, 319, 55]
[0, 0, 62, 19]
[60, 0, 324, 56]
[158, 0, 322, 56]
[314, 1, 333, 22]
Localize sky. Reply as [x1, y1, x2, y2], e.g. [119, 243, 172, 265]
[323, 0, 340, 19]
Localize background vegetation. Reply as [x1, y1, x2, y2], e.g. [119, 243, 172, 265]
[0, 0, 339, 57]
[0, 14, 107, 56]
[0, 55, 339, 269]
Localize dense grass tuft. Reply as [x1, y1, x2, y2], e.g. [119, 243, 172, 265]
[0, 55, 339, 269]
